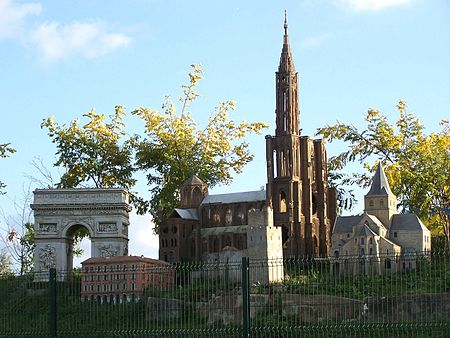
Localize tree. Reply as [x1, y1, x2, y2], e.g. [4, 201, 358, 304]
[41, 106, 136, 190]
[0, 143, 16, 194]
[0, 191, 35, 275]
[0, 251, 13, 275]
[132, 64, 268, 229]
[317, 100, 450, 244]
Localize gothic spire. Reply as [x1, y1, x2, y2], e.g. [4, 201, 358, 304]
[279, 10, 295, 73]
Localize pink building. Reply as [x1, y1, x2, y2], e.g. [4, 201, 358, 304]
[81, 255, 175, 303]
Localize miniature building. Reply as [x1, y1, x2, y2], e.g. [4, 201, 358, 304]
[31, 188, 132, 281]
[159, 16, 336, 265]
[331, 164, 431, 276]
[80, 255, 174, 303]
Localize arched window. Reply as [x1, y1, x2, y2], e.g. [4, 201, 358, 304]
[312, 194, 317, 215]
[225, 208, 232, 225]
[280, 191, 287, 213]
[212, 210, 220, 225]
[192, 186, 202, 205]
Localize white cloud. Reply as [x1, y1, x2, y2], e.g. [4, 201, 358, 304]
[337, 0, 411, 12]
[31, 21, 132, 61]
[300, 33, 334, 49]
[0, 0, 41, 38]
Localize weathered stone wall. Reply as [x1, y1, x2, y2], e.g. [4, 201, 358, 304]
[147, 293, 450, 326]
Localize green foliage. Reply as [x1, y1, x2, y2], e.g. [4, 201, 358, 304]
[132, 64, 268, 227]
[41, 106, 136, 190]
[0, 142, 16, 194]
[317, 100, 450, 240]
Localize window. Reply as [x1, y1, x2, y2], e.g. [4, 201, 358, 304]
[360, 237, 364, 245]
[334, 250, 339, 258]
[279, 191, 287, 213]
[369, 237, 373, 244]
[369, 199, 374, 207]
[385, 258, 391, 269]
[380, 199, 384, 206]
[394, 232, 397, 238]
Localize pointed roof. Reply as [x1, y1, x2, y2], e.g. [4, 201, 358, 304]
[182, 175, 206, 187]
[366, 163, 393, 196]
[278, 11, 295, 73]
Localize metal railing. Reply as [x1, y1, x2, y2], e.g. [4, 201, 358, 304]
[1, 250, 449, 337]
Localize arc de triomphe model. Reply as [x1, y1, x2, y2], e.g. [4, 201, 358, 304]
[31, 189, 131, 279]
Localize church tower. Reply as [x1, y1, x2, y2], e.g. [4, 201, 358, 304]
[266, 13, 335, 257]
[364, 163, 397, 227]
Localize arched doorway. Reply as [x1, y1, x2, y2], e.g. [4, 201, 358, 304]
[31, 188, 131, 281]
[63, 222, 93, 272]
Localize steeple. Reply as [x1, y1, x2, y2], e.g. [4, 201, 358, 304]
[367, 163, 393, 196]
[279, 10, 295, 73]
[364, 163, 397, 226]
[275, 11, 299, 136]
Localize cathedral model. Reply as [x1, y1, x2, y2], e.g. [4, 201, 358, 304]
[331, 164, 431, 276]
[159, 16, 337, 263]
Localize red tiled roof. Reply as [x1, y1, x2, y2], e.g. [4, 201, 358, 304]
[81, 255, 172, 266]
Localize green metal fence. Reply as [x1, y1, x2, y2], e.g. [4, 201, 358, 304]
[1, 250, 449, 337]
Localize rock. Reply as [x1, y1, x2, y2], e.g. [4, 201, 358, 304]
[146, 297, 182, 321]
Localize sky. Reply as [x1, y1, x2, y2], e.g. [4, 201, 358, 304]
[0, 0, 449, 268]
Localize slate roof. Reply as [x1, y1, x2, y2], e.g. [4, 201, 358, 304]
[357, 224, 377, 237]
[190, 225, 248, 237]
[367, 163, 394, 196]
[390, 214, 429, 232]
[172, 208, 199, 220]
[182, 175, 206, 186]
[332, 215, 362, 234]
[201, 190, 266, 205]
[366, 213, 388, 234]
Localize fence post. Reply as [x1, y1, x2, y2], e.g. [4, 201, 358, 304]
[242, 256, 250, 338]
[49, 268, 57, 338]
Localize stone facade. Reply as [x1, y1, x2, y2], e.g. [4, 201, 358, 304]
[265, 19, 336, 258]
[331, 164, 431, 276]
[31, 188, 132, 280]
[159, 17, 336, 265]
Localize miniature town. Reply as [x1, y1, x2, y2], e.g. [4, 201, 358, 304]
[29, 18, 432, 304]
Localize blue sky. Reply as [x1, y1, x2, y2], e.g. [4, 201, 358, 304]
[1, 0, 449, 265]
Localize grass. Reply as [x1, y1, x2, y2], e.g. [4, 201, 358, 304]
[0, 253, 448, 337]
